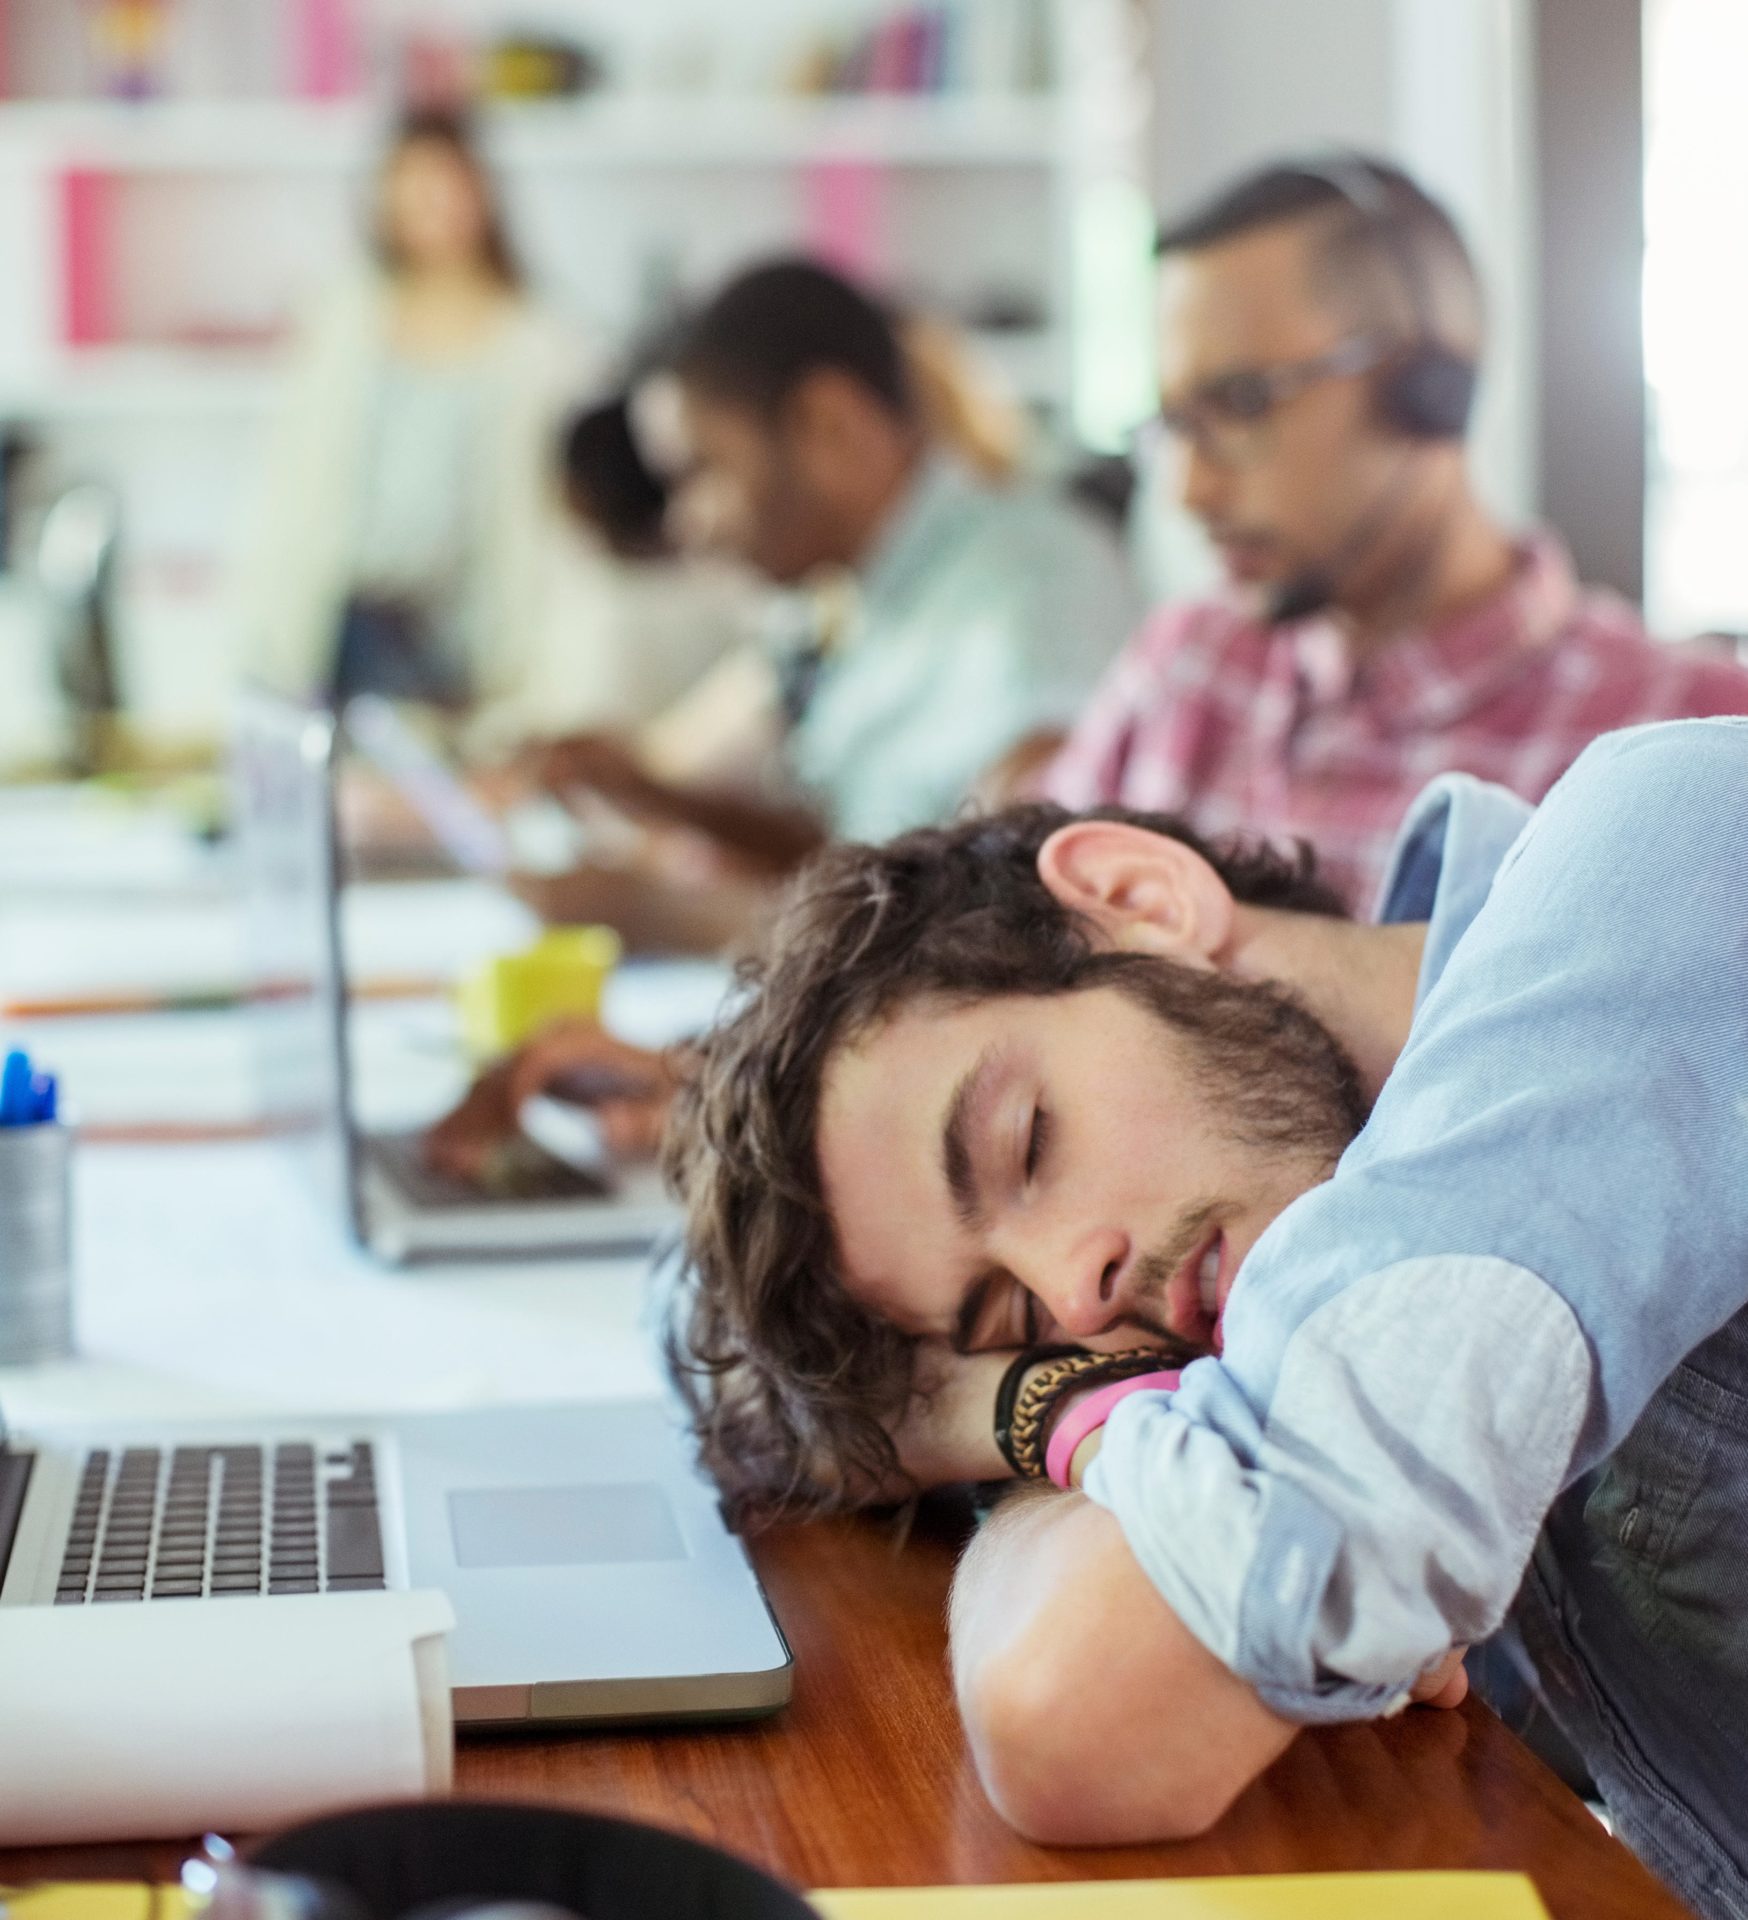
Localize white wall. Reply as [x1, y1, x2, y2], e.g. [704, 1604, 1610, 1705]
[1151, 0, 1397, 203]
[1148, 0, 1538, 524]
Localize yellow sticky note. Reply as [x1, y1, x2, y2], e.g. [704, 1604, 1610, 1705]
[456, 924, 621, 1059]
[810, 1872, 1550, 1920]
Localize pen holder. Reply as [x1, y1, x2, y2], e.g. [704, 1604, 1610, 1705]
[456, 925, 621, 1061]
[0, 1119, 75, 1365]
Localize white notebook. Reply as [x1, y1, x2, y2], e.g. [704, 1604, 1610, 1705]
[0, 1588, 454, 1844]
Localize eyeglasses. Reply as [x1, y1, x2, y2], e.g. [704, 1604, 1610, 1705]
[1140, 336, 1387, 470]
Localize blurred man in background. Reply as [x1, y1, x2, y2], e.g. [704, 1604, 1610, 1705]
[427, 256, 1134, 1172]
[504, 256, 1135, 949]
[1046, 153, 1748, 908]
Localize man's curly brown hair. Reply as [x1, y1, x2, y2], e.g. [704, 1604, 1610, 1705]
[662, 803, 1348, 1528]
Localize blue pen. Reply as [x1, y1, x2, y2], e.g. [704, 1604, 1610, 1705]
[0, 1049, 31, 1126]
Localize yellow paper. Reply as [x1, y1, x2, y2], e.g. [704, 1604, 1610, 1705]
[811, 1872, 1550, 1920]
[0, 1888, 197, 1920]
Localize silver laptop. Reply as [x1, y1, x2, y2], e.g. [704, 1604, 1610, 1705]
[0, 1390, 792, 1727]
[233, 689, 675, 1263]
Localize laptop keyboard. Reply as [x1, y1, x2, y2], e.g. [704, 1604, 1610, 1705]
[371, 1129, 611, 1210]
[53, 1440, 384, 1604]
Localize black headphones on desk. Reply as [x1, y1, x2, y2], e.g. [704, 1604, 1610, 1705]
[226, 1802, 812, 1920]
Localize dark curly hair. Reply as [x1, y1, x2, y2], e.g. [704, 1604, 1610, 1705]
[662, 803, 1348, 1527]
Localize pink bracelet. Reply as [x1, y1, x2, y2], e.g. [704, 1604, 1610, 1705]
[1045, 1370, 1181, 1490]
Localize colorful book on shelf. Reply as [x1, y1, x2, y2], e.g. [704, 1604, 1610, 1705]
[291, 0, 359, 98]
[60, 169, 117, 348]
[917, 9, 949, 92]
[867, 14, 907, 92]
[804, 158, 889, 280]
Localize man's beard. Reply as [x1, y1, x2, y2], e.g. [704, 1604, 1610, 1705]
[1080, 955, 1373, 1353]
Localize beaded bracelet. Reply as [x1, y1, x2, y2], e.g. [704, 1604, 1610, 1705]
[993, 1346, 1080, 1477]
[997, 1347, 1165, 1480]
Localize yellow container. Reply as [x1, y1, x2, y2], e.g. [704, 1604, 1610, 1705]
[456, 925, 621, 1060]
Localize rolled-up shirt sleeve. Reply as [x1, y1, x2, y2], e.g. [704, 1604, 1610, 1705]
[1086, 722, 1748, 1720]
[1084, 1254, 1591, 1721]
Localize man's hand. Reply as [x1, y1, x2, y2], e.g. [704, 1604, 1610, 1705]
[1408, 1644, 1470, 1710]
[424, 1021, 677, 1182]
[518, 732, 671, 819]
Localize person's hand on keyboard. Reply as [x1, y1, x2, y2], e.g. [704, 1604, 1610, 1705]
[424, 1020, 682, 1184]
[516, 729, 671, 818]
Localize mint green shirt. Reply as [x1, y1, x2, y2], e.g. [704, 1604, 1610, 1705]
[787, 460, 1136, 840]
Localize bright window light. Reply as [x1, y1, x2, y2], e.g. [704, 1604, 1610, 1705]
[1643, 0, 1748, 632]
[1071, 175, 1157, 454]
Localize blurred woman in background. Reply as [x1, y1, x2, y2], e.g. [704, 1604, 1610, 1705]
[241, 106, 593, 747]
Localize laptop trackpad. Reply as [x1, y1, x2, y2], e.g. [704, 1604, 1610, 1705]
[448, 1483, 687, 1568]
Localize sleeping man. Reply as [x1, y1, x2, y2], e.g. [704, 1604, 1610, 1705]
[662, 718, 1748, 1920]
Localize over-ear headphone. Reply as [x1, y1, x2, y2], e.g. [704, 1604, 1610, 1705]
[1293, 154, 1478, 441]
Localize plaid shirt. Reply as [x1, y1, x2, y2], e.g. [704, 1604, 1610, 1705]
[1044, 533, 1748, 909]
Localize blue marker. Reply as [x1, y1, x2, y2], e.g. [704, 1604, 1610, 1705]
[0, 1049, 30, 1125]
[0, 1049, 58, 1126]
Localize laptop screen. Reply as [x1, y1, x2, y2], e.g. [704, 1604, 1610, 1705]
[0, 1410, 33, 1589]
[231, 690, 363, 1240]
[344, 696, 511, 878]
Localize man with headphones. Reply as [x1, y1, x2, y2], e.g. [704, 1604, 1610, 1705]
[1047, 153, 1748, 909]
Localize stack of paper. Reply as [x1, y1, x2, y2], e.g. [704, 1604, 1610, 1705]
[0, 1590, 454, 1844]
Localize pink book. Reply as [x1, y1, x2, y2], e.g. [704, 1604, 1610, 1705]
[868, 14, 908, 94]
[292, 0, 359, 99]
[803, 159, 890, 281]
[61, 170, 116, 348]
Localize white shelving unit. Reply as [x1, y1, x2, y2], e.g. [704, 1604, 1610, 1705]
[0, 0, 1151, 763]
[0, 86, 1083, 421]
[0, 93, 1070, 169]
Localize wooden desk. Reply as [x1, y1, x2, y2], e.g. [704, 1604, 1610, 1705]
[0, 1511, 1689, 1917]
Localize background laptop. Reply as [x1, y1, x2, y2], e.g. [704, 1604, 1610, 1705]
[233, 690, 675, 1263]
[0, 1388, 792, 1727]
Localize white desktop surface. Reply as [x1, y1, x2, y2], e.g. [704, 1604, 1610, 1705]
[0, 1137, 662, 1434]
[0, 871, 538, 1005]
[0, 800, 726, 1436]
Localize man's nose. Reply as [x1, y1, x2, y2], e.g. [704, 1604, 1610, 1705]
[1029, 1227, 1132, 1341]
[1178, 439, 1229, 523]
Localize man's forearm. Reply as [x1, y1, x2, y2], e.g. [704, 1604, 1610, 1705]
[888, 1348, 1124, 1497]
[514, 865, 772, 955]
[644, 778, 827, 875]
[949, 1488, 1297, 1846]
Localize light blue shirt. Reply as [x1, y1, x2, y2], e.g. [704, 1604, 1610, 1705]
[1086, 719, 1748, 1721]
[787, 459, 1135, 841]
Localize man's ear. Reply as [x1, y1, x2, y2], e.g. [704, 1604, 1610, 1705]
[1036, 820, 1235, 966]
